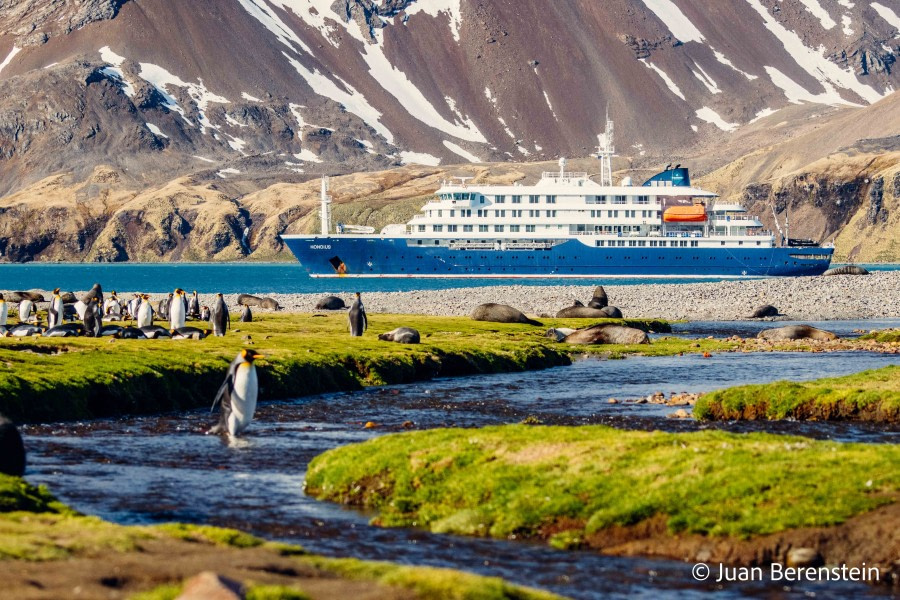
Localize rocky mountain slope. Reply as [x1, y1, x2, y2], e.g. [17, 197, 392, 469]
[0, 0, 899, 261]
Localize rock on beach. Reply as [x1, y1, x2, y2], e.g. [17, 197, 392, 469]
[4, 271, 899, 321]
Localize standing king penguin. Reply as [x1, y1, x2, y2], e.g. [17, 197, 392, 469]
[48, 288, 64, 329]
[18, 299, 34, 324]
[0, 294, 7, 327]
[209, 349, 264, 436]
[210, 293, 230, 337]
[136, 294, 154, 328]
[170, 289, 187, 329]
[348, 292, 367, 337]
[83, 297, 102, 337]
[188, 291, 200, 318]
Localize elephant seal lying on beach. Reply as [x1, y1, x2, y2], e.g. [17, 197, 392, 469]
[823, 265, 869, 276]
[563, 323, 649, 345]
[757, 325, 838, 341]
[315, 295, 346, 310]
[258, 298, 281, 310]
[378, 327, 421, 344]
[556, 305, 608, 318]
[587, 286, 608, 309]
[471, 303, 542, 326]
[237, 294, 280, 310]
[6, 291, 44, 303]
[0, 413, 25, 477]
[749, 304, 779, 318]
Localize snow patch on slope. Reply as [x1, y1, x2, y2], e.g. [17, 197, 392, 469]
[0, 46, 21, 75]
[139, 62, 228, 132]
[764, 65, 852, 105]
[295, 149, 322, 163]
[872, 3, 900, 33]
[236, 0, 313, 54]
[543, 91, 559, 120]
[841, 14, 854, 36]
[242, 92, 262, 102]
[640, 59, 685, 100]
[399, 150, 441, 166]
[692, 63, 721, 94]
[145, 123, 168, 138]
[695, 107, 738, 131]
[283, 53, 394, 143]
[640, 0, 704, 43]
[443, 140, 481, 162]
[712, 49, 758, 80]
[745, 0, 884, 104]
[405, 0, 463, 42]
[749, 107, 776, 123]
[797, 0, 836, 30]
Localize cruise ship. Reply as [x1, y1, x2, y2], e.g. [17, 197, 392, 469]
[282, 120, 832, 278]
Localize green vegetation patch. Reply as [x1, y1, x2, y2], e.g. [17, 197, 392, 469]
[306, 425, 900, 542]
[151, 523, 265, 549]
[0, 313, 685, 423]
[858, 329, 900, 343]
[301, 555, 563, 600]
[694, 365, 900, 421]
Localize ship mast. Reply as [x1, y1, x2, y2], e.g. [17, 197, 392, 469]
[320, 175, 331, 235]
[595, 110, 615, 187]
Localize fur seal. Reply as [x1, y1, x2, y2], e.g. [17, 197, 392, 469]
[378, 327, 420, 344]
[315, 295, 346, 310]
[587, 286, 609, 309]
[555, 306, 609, 319]
[348, 292, 367, 336]
[83, 297, 102, 337]
[81, 283, 103, 306]
[757, 325, 838, 341]
[749, 305, 779, 318]
[7, 291, 44, 303]
[258, 298, 280, 310]
[237, 294, 263, 307]
[470, 303, 542, 326]
[0, 414, 26, 477]
[563, 323, 649, 345]
[598, 306, 623, 318]
[545, 327, 576, 342]
[823, 265, 869, 276]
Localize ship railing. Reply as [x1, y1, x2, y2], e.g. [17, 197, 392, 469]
[449, 242, 496, 249]
[541, 171, 588, 179]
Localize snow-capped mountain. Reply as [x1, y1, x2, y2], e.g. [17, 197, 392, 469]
[0, 0, 898, 263]
[0, 0, 897, 185]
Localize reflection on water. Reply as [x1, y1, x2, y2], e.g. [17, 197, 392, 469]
[23, 351, 899, 599]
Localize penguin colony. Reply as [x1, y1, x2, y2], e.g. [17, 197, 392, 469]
[0, 284, 242, 341]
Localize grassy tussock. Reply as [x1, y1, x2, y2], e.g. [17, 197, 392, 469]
[694, 366, 900, 421]
[306, 425, 899, 543]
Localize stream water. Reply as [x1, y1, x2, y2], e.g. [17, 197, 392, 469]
[22, 350, 900, 599]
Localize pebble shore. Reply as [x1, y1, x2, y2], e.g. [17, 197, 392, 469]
[6, 271, 899, 321]
[221, 271, 900, 321]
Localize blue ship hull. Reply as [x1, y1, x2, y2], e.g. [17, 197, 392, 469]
[282, 237, 833, 278]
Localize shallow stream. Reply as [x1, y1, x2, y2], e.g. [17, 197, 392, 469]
[23, 350, 900, 599]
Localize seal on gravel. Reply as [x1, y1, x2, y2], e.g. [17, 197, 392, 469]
[757, 325, 838, 341]
[471, 303, 542, 326]
[587, 286, 609, 309]
[0, 413, 26, 477]
[237, 294, 263, 306]
[556, 305, 609, 318]
[749, 305, 779, 318]
[315, 295, 346, 310]
[823, 265, 869, 276]
[563, 324, 649, 345]
[378, 327, 421, 344]
[258, 298, 281, 310]
[6, 291, 45, 303]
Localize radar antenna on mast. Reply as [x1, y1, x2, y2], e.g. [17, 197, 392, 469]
[594, 107, 615, 187]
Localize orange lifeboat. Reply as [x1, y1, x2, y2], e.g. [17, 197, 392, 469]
[663, 204, 707, 223]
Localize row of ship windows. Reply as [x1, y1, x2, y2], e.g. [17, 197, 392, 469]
[380, 256, 797, 265]
[426, 209, 658, 218]
[442, 194, 652, 205]
[596, 240, 764, 247]
[421, 224, 538, 232]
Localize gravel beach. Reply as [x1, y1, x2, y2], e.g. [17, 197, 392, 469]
[217, 271, 899, 321]
[6, 271, 899, 321]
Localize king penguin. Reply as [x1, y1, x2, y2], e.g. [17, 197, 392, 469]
[210, 293, 230, 337]
[209, 349, 264, 437]
[170, 288, 187, 330]
[18, 298, 34, 324]
[83, 297, 102, 337]
[0, 294, 7, 327]
[348, 292, 367, 337]
[136, 294, 154, 328]
[48, 288, 64, 329]
[188, 291, 200, 318]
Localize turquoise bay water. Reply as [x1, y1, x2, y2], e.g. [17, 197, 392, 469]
[0, 262, 896, 294]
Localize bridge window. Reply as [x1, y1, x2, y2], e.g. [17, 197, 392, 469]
[479, 225, 489, 232]
[546, 195, 556, 204]
[529, 195, 539, 203]
[433, 225, 443, 232]
[526, 225, 536, 232]
[418, 225, 426, 232]
[448, 225, 457, 232]
[510, 225, 520, 232]
[512, 195, 522, 204]
[463, 225, 473, 232]
[495, 195, 505, 203]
